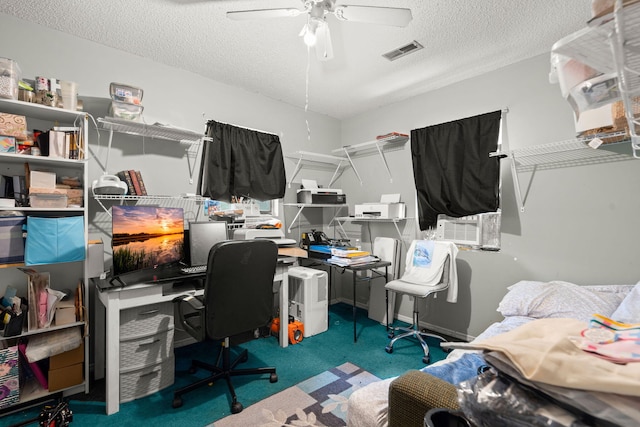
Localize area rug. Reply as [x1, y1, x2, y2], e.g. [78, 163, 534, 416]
[211, 362, 380, 427]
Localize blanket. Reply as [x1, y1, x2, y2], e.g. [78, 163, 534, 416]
[453, 317, 640, 396]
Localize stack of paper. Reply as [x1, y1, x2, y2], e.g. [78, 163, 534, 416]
[328, 248, 377, 267]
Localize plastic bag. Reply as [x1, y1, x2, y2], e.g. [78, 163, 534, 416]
[457, 369, 592, 427]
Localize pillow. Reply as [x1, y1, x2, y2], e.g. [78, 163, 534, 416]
[610, 281, 640, 323]
[497, 281, 622, 322]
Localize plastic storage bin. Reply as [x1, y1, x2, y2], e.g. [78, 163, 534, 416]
[109, 100, 144, 121]
[0, 58, 20, 100]
[110, 83, 143, 105]
[29, 193, 68, 208]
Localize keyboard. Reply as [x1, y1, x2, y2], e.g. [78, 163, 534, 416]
[180, 265, 207, 274]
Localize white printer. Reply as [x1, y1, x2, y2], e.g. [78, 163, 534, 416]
[232, 228, 297, 246]
[354, 194, 406, 219]
[296, 179, 346, 205]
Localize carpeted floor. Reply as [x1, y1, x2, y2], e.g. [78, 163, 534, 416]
[212, 362, 379, 427]
[2, 303, 447, 427]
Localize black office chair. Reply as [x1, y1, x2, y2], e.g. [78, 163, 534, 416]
[171, 239, 279, 413]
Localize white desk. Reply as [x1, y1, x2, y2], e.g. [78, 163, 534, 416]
[94, 258, 293, 415]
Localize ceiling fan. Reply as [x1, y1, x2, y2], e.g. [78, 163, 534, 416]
[227, 0, 413, 61]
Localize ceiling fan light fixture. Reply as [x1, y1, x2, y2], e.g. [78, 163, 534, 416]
[300, 17, 321, 47]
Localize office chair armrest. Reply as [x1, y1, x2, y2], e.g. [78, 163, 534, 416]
[388, 370, 460, 427]
[173, 294, 206, 342]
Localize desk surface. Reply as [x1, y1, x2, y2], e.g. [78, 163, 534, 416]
[315, 258, 392, 271]
[97, 255, 299, 292]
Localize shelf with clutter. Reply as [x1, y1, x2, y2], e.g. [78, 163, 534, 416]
[503, 1, 640, 213]
[550, 0, 640, 158]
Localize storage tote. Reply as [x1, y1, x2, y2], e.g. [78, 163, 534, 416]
[24, 216, 85, 265]
[0, 214, 26, 264]
[0, 345, 19, 409]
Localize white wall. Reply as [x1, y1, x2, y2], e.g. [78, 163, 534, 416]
[3, 13, 639, 340]
[0, 13, 341, 250]
[338, 54, 640, 339]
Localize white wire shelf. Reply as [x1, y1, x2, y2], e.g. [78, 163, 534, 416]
[98, 117, 209, 145]
[284, 151, 349, 188]
[92, 194, 209, 201]
[510, 131, 634, 172]
[551, 1, 640, 157]
[331, 134, 409, 184]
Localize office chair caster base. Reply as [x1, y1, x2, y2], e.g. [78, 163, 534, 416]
[387, 332, 394, 339]
[270, 373, 278, 383]
[422, 355, 430, 364]
[231, 401, 243, 414]
[172, 397, 183, 409]
[385, 345, 393, 354]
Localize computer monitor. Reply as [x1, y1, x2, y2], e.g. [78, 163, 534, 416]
[112, 205, 185, 276]
[187, 221, 228, 267]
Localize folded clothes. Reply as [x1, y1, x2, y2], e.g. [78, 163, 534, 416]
[420, 352, 486, 385]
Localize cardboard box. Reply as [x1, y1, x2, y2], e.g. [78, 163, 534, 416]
[48, 362, 83, 392]
[0, 113, 28, 139]
[48, 341, 84, 391]
[29, 171, 56, 189]
[49, 342, 84, 370]
[0, 345, 19, 408]
[54, 299, 76, 326]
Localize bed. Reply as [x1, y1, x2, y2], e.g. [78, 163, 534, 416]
[347, 280, 640, 427]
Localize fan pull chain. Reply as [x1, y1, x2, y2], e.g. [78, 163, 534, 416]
[305, 44, 311, 144]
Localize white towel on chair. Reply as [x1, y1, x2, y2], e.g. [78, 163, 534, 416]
[400, 240, 459, 303]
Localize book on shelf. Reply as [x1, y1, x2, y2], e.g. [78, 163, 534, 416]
[128, 170, 143, 196]
[116, 170, 135, 195]
[330, 248, 371, 258]
[134, 170, 147, 196]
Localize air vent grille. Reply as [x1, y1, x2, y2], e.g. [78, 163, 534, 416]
[382, 40, 423, 61]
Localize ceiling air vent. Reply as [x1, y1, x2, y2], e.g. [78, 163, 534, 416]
[382, 40, 423, 61]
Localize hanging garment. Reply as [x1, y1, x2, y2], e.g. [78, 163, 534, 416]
[198, 120, 286, 201]
[411, 110, 502, 230]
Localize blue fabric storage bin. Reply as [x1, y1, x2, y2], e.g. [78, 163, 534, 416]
[24, 216, 85, 265]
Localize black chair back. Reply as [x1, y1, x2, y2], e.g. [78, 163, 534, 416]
[203, 239, 278, 340]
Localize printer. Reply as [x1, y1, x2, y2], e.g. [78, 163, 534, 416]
[354, 194, 406, 219]
[296, 179, 346, 205]
[232, 228, 297, 247]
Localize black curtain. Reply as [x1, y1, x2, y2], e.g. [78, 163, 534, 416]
[197, 120, 286, 201]
[411, 110, 502, 230]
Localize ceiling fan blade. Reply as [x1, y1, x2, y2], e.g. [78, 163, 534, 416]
[227, 8, 304, 21]
[334, 5, 412, 27]
[315, 22, 334, 61]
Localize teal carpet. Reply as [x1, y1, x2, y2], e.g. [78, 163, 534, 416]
[3, 303, 447, 427]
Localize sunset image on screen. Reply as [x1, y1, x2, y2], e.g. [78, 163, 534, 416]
[112, 206, 185, 275]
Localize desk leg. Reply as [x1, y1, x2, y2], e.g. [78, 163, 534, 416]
[385, 266, 389, 331]
[104, 293, 121, 415]
[353, 271, 357, 343]
[279, 271, 288, 348]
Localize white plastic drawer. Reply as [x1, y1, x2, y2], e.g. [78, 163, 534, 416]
[120, 356, 174, 403]
[120, 302, 174, 339]
[120, 328, 174, 371]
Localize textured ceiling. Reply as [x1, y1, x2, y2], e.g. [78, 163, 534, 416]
[0, 0, 592, 119]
